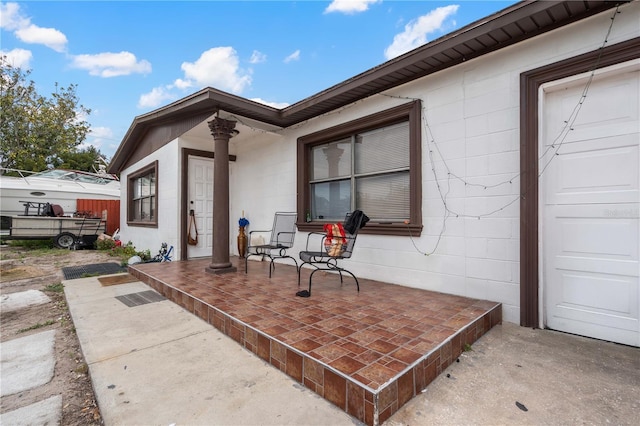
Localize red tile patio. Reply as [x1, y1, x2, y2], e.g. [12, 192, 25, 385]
[129, 257, 501, 426]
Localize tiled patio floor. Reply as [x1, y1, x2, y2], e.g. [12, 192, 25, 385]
[130, 257, 501, 426]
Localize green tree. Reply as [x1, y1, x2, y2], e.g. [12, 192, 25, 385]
[58, 145, 107, 172]
[0, 56, 93, 172]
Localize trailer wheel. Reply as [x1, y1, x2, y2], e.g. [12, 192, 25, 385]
[54, 232, 76, 249]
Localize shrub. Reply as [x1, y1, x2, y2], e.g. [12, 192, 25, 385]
[95, 238, 117, 251]
[97, 240, 152, 264]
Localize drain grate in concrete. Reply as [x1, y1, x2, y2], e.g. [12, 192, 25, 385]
[115, 290, 165, 307]
[62, 262, 126, 280]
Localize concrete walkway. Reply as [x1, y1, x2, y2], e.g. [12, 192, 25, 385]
[63, 276, 355, 425]
[5, 274, 637, 425]
[0, 329, 57, 397]
[1, 289, 51, 313]
[64, 274, 639, 426]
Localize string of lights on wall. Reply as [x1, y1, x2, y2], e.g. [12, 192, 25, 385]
[383, 4, 621, 256]
[224, 5, 622, 257]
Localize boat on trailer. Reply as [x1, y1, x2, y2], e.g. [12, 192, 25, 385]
[0, 167, 120, 248]
[0, 167, 120, 216]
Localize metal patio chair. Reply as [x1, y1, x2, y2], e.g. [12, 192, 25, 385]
[245, 212, 298, 277]
[296, 210, 368, 297]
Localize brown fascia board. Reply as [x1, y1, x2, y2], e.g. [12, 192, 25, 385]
[109, 0, 620, 174]
[108, 89, 216, 173]
[108, 88, 282, 173]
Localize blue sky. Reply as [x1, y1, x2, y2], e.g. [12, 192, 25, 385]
[1, 0, 515, 161]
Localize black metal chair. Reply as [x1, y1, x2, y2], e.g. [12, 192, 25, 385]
[297, 211, 367, 296]
[245, 212, 298, 277]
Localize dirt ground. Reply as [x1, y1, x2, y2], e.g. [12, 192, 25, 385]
[0, 244, 119, 425]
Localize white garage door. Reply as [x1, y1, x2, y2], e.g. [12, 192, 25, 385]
[541, 60, 639, 347]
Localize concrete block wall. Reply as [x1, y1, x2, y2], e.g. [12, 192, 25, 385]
[119, 141, 181, 258]
[116, 3, 638, 326]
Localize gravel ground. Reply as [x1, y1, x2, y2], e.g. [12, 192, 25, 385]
[0, 244, 120, 425]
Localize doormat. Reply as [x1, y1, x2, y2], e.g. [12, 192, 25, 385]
[98, 274, 138, 287]
[62, 263, 126, 280]
[115, 290, 165, 307]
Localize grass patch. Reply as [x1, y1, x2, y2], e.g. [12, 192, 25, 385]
[44, 282, 65, 293]
[5, 240, 71, 257]
[17, 319, 56, 333]
[75, 363, 89, 375]
[7, 239, 55, 250]
[463, 343, 473, 352]
[80, 272, 102, 278]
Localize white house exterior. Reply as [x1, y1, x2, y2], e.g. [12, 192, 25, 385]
[109, 1, 640, 347]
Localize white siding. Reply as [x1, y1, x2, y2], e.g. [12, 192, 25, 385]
[123, 2, 639, 325]
[228, 3, 639, 325]
[119, 141, 180, 259]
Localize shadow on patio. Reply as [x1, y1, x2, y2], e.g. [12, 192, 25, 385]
[129, 257, 501, 426]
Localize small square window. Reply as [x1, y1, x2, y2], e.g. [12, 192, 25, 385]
[127, 161, 158, 227]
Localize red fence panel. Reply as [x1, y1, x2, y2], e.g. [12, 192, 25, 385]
[76, 199, 120, 235]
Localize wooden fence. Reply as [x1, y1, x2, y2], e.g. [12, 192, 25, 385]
[76, 199, 120, 235]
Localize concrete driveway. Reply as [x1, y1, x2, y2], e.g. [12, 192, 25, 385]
[387, 322, 639, 425]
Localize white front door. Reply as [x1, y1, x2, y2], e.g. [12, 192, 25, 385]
[187, 156, 214, 259]
[541, 60, 639, 347]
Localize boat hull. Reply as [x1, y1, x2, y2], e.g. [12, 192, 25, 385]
[0, 175, 120, 217]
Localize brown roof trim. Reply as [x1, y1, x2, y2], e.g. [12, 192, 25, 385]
[109, 0, 624, 173]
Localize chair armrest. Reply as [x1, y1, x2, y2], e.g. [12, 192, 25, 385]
[274, 231, 295, 247]
[248, 229, 272, 237]
[248, 229, 272, 248]
[304, 231, 327, 251]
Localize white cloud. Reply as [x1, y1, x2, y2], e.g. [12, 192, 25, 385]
[0, 48, 32, 68]
[0, 2, 28, 30]
[70, 52, 152, 77]
[137, 86, 177, 109]
[180, 47, 252, 94]
[250, 98, 289, 109]
[138, 46, 254, 109]
[82, 126, 114, 152]
[384, 5, 459, 60]
[284, 50, 300, 63]
[89, 126, 113, 139]
[249, 50, 267, 64]
[15, 24, 67, 52]
[173, 78, 192, 90]
[325, 0, 381, 15]
[0, 2, 68, 52]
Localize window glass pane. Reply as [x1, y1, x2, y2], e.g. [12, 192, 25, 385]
[311, 180, 351, 221]
[133, 179, 141, 199]
[140, 176, 151, 197]
[142, 197, 150, 219]
[149, 196, 155, 220]
[310, 139, 351, 180]
[356, 172, 409, 220]
[355, 121, 409, 174]
[128, 164, 158, 224]
[150, 173, 156, 195]
[133, 199, 141, 220]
